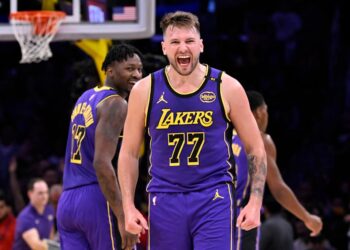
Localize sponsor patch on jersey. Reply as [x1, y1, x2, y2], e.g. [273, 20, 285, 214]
[200, 91, 216, 103]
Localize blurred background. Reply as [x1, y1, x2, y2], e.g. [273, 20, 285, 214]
[0, 0, 349, 249]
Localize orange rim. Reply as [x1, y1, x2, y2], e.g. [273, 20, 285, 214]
[10, 11, 66, 21]
[10, 11, 66, 35]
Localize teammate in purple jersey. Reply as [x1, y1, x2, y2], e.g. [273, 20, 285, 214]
[118, 11, 267, 250]
[233, 90, 323, 250]
[232, 131, 261, 250]
[57, 44, 143, 250]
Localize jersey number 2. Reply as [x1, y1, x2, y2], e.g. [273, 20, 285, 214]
[70, 124, 86, 164]
[168, 132, 205, 166]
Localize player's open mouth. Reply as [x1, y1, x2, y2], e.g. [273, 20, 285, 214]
[177, 55, 190, 65]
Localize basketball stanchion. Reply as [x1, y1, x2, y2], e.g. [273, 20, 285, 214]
[9, 11, 66, 63]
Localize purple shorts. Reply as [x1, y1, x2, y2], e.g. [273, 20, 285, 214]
[57, 184, 121, 250]
[148, 183, 234, 250]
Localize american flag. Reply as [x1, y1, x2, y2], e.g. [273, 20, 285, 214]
[112, 6, 137, 21]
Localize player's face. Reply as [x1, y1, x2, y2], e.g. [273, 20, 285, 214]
[110, 54, 143, 96]
[28, 181, 49, 208]
[162, 26, 203, 76]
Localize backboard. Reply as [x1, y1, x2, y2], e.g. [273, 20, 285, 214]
[0, 0, 155, 41]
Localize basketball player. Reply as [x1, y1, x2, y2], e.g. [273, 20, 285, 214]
[118, 11, 267, 250]
[233, 90, 323, 250]
[57, 44, 143, 250]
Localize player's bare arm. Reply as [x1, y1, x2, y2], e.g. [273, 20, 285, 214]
[119, 76, 149, 208]
[222, 74, 266, 199]
[221, 74, 267, 230]
[94, 95, 138, 249]
[118, 76, 150, 234]
[264, 133, 323, 236]
[95, 96, 127, 218]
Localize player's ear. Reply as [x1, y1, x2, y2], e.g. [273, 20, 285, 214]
[106, 65, 113, 76]
[161, 41, 166, 55]
[252, 109, 260, 120]
[255, 106, 265, 119]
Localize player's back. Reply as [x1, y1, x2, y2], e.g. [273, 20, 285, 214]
[62, 86, 119, 190]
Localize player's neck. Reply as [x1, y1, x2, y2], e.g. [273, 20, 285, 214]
[103, 82, 128, 99]
[166, 64, 207, 92]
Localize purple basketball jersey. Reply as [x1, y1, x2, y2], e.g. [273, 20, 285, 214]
[58, 86, 122, 249]
[232, 129, 250, 207]
[146, 66, 235, 192]
[62, 86, 119, 190]
[233, 130, 261, 250]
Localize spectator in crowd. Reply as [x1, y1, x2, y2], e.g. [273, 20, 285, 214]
[260, 195, 294, 250]
[9, 157, 25, 214]
[0, 190, 16, 250]
[0, 124, 18, 192]
[13, 178, 55, 250]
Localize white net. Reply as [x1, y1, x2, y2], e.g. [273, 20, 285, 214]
[10, 11, 66, 64]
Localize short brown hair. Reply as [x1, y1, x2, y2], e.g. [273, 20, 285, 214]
[160, 11, 200, 34]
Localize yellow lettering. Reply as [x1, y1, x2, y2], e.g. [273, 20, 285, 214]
[232, 143, 242, 157]
[157, 109, 214, 129]
[184, 112, 196, 124]
[164, 112, 174, 126]
[83, 105, 94, 127]
[193, 111, 205, 124]
[80, 102, 87, 114]
[71, 103, 82, 121]
[174, 112, 187, 125]
[70, 102, 94, 128]
[201, 111, 213, 127]
[157, 109, 171, 129]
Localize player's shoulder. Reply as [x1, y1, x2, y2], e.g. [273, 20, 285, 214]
[219, 72, 245, 101]
[96, 92, 127, 116]
[262, 133, 276, 150]
[262, 133, 273, 142]
[220, 72, 243, 90]
[130, 74, 152, 97]
[98, 90, 125, 105]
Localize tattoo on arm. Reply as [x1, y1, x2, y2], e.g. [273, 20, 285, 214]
[248, 154, 267, 198]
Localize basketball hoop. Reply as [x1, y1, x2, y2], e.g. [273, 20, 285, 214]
[10, 11, 66, 63]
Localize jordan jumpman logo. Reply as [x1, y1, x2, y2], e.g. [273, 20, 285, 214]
[212, 189, 224, 200]
[157, 92, 168, 104]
